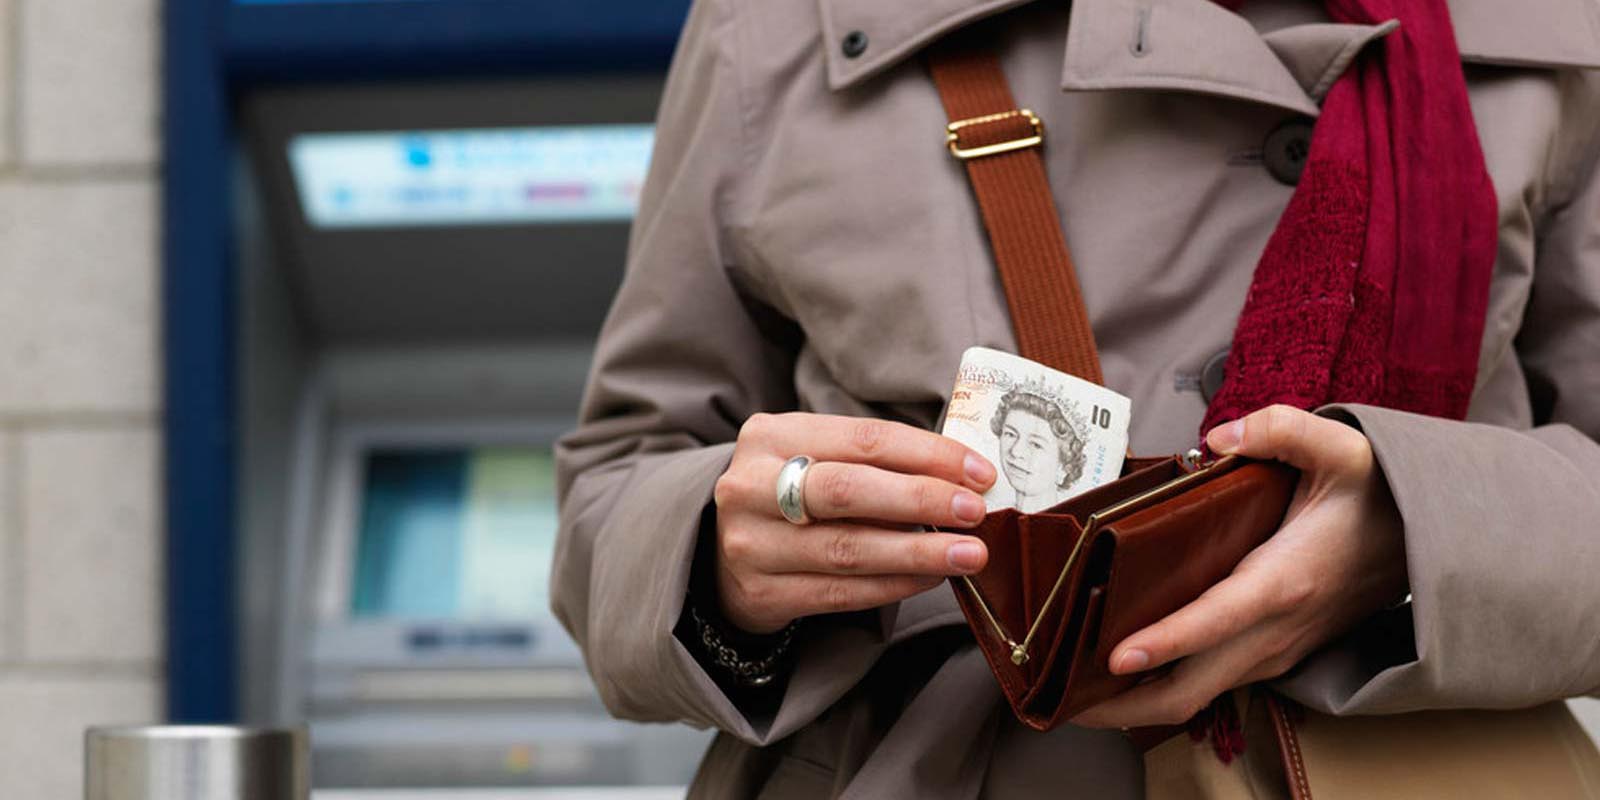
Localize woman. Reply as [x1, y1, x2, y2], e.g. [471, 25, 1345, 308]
[991, 386, 1087, 513]
[551, 0, 1600, 795]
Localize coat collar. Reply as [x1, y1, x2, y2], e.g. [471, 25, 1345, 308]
[820, 0, 1600, 114]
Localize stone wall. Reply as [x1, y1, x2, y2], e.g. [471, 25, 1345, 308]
[0, 0, 163, 795]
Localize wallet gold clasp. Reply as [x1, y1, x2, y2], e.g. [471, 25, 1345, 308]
[946, 109, 1044, 160]
[960, 519, 1096, 668]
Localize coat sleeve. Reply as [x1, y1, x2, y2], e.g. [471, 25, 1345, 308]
[550, 0, 891, 744]
[1280, 70, 1600, 714]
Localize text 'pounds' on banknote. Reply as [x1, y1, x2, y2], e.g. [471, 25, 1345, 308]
[941, 347, 1132, 514]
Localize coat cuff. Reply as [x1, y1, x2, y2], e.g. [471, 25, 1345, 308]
[1276, 404, 1600, 714]
[582, 443, 891, 744]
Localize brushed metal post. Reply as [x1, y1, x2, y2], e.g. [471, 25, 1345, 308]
[85, 725, 309, 800]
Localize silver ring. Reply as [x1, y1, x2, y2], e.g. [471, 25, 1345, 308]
[775, 455, 815, 525]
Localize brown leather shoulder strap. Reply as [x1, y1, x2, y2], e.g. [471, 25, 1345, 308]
[927, 44, 1104, 386]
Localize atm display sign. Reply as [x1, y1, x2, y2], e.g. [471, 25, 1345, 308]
[288, 124, 654, 228]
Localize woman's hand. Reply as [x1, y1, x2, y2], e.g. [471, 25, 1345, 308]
[713, 413, 998, 634]
[1072, 405, 1408, 729]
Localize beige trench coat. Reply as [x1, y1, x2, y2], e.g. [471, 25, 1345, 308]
[552, 0, 1600, 796]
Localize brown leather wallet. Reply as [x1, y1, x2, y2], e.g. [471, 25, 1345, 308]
[949, 454, 1298, 730]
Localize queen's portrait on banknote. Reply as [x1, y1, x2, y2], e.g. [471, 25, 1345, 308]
[990, 382, 1089, 513]
[942, 347, 1130, 514]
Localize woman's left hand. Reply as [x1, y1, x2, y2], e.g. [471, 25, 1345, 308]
[1072, 405, 1409, 729]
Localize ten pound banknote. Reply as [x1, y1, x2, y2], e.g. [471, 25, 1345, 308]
[941, 347, 1132, 514]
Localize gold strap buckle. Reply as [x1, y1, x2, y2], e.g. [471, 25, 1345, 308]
[946, 108, 1044, 160]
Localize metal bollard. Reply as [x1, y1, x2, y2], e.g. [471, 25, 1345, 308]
[85, 725, 309, 800]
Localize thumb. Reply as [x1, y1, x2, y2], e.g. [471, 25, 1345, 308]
[1205, 404, 1367, 475]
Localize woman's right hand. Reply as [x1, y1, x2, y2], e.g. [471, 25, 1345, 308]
[712, 413, 998, 634]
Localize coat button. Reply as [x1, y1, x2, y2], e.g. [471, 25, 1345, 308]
[1200, 349, 1229, 403]
[841, 30, 869, 58]
[1262, 120, 1313, 186]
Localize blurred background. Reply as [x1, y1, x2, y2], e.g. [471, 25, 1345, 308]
[0, 0, 1594, 798]
[2, 0, 715, 796]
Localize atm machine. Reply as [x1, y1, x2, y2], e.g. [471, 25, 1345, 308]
[165, 0, 710, 792]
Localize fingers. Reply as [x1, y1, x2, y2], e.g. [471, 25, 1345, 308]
[1073, 626, 1274, 729]
[802, 461, 988, 527]
[1205, 404, 1369, 474]
[734, 521, 988, 576]
[1107, 568, 1276, 675]
[744, 413, 996, 491]
[718, 412, 1004, 634]
[717, 455, 988, 529]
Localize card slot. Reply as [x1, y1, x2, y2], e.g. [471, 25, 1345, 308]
[1050, 534, 1135, 723]
[1026, 584, 1107, 729]
[1018, 526, 1102, 707]
[1027, 528, 1117, 712]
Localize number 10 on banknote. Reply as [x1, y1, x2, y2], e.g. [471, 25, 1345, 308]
[941, 347, 1132, 514]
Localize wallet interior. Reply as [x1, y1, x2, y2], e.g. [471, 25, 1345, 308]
[963, 456, 1186, 687]
[1025, 458, 1190, 689]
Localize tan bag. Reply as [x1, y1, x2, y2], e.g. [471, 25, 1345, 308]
[1144, 690, 1600, 799]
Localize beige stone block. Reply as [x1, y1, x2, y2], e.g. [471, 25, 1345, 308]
[19, 0, 159, 165]
[21, 427, 161, 663]
[0, 430, 12, 660]
[0, 674, 161, 799]
[0, 0, 14, 166]
[0, 181, 158, 414]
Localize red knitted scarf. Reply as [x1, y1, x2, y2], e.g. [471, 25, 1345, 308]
[1199, 0, 1498, 436]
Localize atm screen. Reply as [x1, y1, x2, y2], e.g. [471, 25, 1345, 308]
[288, 124, 655, 228]
[351, 447, 557, 619]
